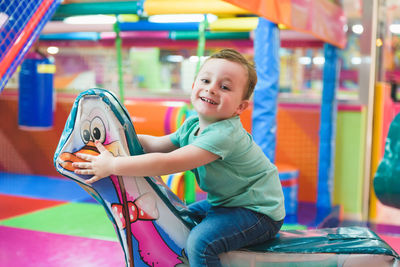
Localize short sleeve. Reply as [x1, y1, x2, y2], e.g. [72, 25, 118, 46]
[191, 119, 237, 160]
[169, 130, 180, 147]
[169, 115, 198, 147]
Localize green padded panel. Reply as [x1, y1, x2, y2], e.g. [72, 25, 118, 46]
[334, 110, 366, 215]
[0, 202, 117, 241]
[374, 113, 400, 208]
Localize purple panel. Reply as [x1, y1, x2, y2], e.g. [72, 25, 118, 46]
[0, 226, 125, 266]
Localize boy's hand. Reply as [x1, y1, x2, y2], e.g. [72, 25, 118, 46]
[73, 141, 116, 184]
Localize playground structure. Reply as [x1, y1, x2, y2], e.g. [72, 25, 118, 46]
[0, 0, 348, 218]
[1, 0, 400, 265]
[0, 0, 389, 219]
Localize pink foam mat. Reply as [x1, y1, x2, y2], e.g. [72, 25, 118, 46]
[0, 226, 125, 267]
[379, 234, 400, 255]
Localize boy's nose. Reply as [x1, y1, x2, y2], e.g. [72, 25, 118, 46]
[206, 84, 217, 94]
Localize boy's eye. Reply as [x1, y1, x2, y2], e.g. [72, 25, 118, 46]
[221, 85, 230, 90]
[201, 79, 209, 83]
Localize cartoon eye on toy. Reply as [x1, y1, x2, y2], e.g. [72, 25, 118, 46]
[90, 116, 106, 144]
[80, 120, 91, 144]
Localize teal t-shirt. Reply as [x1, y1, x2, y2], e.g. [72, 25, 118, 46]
[170, 115, 285, 221]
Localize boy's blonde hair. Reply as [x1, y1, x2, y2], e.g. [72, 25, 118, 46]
[206, 49, 257, 100]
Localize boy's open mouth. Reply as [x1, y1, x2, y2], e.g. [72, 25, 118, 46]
[200, 97, 217, 105]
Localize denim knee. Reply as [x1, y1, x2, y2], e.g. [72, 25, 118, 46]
[186, 225, 220, 267]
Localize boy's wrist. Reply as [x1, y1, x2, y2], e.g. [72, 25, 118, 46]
[110, 156, 117, 175]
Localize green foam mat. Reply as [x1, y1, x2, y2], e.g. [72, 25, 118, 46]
[0, 202, 117, 241]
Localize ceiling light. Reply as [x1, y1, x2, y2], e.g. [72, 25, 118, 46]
[166, 55, 183, 63]
[298, 57, 311, 65]
[47, 46, 59, 55]
[389, 24, 400, 34]
[149, 14, 217, 23]
[64, 15, 117, 25]
[352, 24, 364, 34]
[189, 56, 209, 63]
[351, 57, 361, 65]
[313, 57, 325, 65]
[189, 56, 200, 62]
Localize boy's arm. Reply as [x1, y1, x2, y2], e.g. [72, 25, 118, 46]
[73, 141, 219, 184]
[138, 134, 178, 153]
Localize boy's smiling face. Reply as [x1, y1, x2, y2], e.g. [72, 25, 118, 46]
[191, 58, 249, 125]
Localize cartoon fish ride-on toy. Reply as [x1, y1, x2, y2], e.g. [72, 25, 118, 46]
[54, 88, 399, 267]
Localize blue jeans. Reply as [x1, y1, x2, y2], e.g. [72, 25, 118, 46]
[186, 200, 283, 267]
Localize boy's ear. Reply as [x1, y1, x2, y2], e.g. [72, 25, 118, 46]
[235, 100, 249, 116]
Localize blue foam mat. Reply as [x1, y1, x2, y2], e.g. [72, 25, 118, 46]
[0, 172, 92, 202]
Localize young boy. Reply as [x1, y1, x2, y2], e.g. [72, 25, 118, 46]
[73, 49, 285, 266]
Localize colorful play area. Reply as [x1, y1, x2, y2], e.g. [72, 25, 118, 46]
[2, 0, 400, 266]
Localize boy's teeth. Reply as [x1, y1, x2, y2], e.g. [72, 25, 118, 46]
[201, 97, 216, 104]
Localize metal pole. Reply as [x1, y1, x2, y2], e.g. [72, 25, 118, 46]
[114, 20, 125, 103]
[360, 0, 379, 221]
